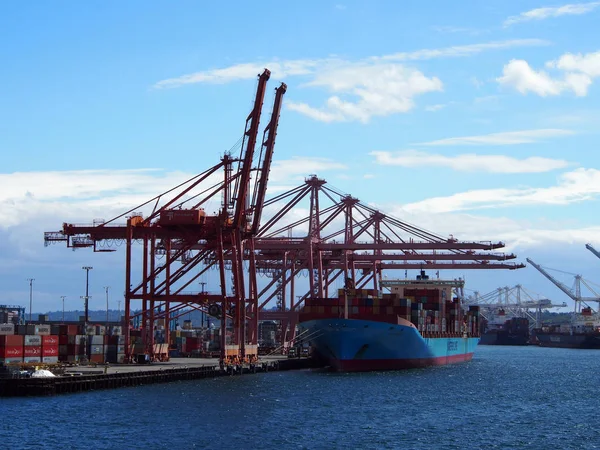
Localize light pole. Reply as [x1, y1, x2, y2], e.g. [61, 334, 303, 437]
[81, 266, 93, 325]
[61, 296, 66, 322]
[27, 278, 35, 323]
[103, 286, 110, 328]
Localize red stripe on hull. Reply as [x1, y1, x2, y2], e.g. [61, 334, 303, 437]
[330, 352, 475, 372]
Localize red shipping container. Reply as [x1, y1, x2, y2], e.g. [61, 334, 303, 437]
[0, 346, 23, 358]
[0, 335, 23, 347]
[90, 354, 104, 363]
[24, 346, 42, 357]
[59, 335, 69, 345]
[42, 335, 59, 346]
[59, 325, 80, 335]
[42, 345, 59, 357]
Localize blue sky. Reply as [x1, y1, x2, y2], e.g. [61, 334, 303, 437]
[1, 1, 600, 313]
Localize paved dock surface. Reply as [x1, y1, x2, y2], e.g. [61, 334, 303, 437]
[64, 356, 289, 375]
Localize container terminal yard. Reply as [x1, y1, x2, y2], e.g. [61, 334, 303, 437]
[1, 67, 562, 395]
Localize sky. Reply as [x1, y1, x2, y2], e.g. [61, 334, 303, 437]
[1, 1, 600, 314]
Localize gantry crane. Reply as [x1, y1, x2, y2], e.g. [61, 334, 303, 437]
[526, 258, 600, 313]
[465, 284, 566, 328]
[44, 67, 525, 364]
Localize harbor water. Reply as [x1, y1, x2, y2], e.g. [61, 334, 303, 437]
[1, 345, 598, 449]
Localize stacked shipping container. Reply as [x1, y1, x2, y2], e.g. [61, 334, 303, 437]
[300, 289, 480, 337]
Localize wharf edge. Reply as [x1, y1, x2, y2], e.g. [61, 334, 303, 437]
[0, 357, 321, 397]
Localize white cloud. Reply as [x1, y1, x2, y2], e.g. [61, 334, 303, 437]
[377, 39, 548, 61]
[425, 104, 447, 112]
[497, 59, 593, 96]
[400, 168, 600, 213]
[153, 39, 548, 122]
[381, 205, 600, 249]
[154, 60, 320, 89]
[546, 51, 600, 77]
[370, 150, 571, 173]
[415, 128, 574, 146]
[288, 64, 443, 123]
[0, 158, 347, 229]
[504, 2, 600, 26]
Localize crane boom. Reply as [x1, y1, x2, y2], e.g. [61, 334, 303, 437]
[250, 82, 287, 235]
[526, 258, 578, 301]
[232, 68, 271, 230]
[586, 243, 600, 260]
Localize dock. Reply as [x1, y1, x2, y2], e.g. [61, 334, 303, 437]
[0, 356, 323, 397]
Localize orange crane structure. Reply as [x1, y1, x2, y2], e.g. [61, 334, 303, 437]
[44, 69, 525, 363]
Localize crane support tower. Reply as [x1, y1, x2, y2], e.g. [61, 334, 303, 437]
[44, 68, 525, 364]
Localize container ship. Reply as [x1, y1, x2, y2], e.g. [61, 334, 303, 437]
[298, 272, 480, 372]
[479, 310, 530, 346]
[533, 307, 600, 349]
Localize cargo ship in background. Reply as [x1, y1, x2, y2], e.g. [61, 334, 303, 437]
[479, 310, 530, 346]
[534, 306, 600, 349]
[299, 272, 480, 372]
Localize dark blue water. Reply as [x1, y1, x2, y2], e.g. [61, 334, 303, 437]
[1, 346, 599, 449]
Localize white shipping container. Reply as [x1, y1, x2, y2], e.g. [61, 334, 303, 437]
[35, 325, 51, 335]
[24, 335, 42, 346]
[89, 345, 104, 355]
[23, 357, 41, 363]
[111, 326, 122, 336]
[76, 335, 88, 345]
[42, 356, 59, 363]
[85, 326, 96, 335]
[95, 326, 106, 336]
[90, 335, 104, 345]
[0, 357, 23, 364]
[0, 324, 15, 335]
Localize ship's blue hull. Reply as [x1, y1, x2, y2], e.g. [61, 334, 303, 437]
[300, 318, 480, 372]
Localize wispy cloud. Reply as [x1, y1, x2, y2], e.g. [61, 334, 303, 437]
[376, 39, 548, 62]
[401, 168, 600, 213]
[504, 2, 600, 26]
[414, 129, 574, 146]
[370, 150, 571, 173]
[498, 50, 600, 97]
[153, 39, 548, 123]
[154, 61, 320, 89]
[424, 104, 447, 112]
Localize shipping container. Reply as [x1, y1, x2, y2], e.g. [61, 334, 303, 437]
[89, 345, 104, 355]
[24, 335, 42, 346]
[35, 325, 51, 335]
[16, 324, 36, 335]
[0, 335, 23, 347]
[42, 356, 59, 364]
[0, 324, 15, 335]
[0, 357, 23, 364]
[42, 335, 59, 346]
[23, 357, 41, 363]
[90, 335, 104, 345]
[90, 354, 104, 363]
[0, 346, 23, 358]
[24, 346, 42, 357]
[42, 346, 59, 357]
[59, 324, 80, 335]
